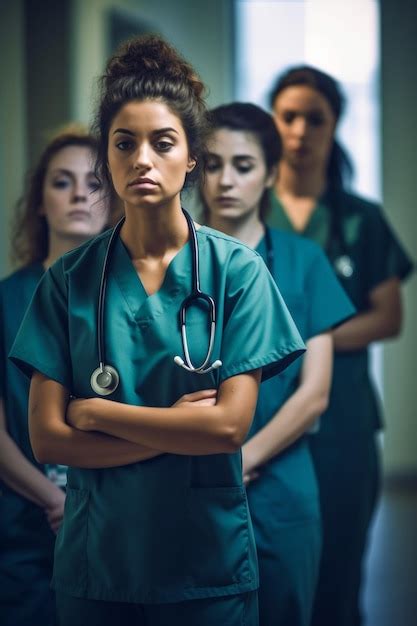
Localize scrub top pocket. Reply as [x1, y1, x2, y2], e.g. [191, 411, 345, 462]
[184, 486, 256, 592]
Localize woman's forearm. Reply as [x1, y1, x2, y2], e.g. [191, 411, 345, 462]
[333, 308, 400, 351]
[243, 382, 328, 471]
[0, 428, 64, 507]
[31, 419, 163, 468]
[71, 372, 261, 456]
[82, 401, 239, 455]
[334, 278, 402, 351]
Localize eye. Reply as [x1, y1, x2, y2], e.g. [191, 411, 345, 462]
[88, 179, 101, 192]
[154, 140, 174, 152]
[308, 113, 325, 127]
[115, 140, 133, 151]
[236, 164, 254, 174]
[52, 178, 70, 189]
[282, 111, 296, 124]
[206, 156, 222, 172]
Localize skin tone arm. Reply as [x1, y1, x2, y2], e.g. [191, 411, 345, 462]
[333, 277, 402, 351]
[242, 333, 332, 482]
[0, 396, 65, 533]
[65, 370, 261, 456]
[29, 372, 220, 467]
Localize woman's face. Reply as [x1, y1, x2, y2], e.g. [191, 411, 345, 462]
[203, 129, 274, 221]
[107, 100, 196, 210]
[272, 85, 337, 172]
[41, 145, 108, 239]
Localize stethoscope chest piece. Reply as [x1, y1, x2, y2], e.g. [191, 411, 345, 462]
[90, 364, 120, 396]
[334, 254, 355, 278]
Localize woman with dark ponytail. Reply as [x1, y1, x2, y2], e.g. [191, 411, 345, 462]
[200, 101, 354, 626]
[268, 66, 413, 626]
[10, 36, 306, 625]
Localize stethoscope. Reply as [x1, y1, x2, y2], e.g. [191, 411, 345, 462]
[333, 254, 355, 278]
[90, 209, 222, 396]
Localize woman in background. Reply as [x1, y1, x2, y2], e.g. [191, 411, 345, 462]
[0, 125, 109, 626]
[268, 65, 414, 626]
[201, 101, 354, 626]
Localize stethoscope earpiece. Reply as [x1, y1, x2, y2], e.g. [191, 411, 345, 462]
[90, 365, 120, 396]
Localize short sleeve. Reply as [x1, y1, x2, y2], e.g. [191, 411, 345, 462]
[364, 206, 414, 292]
[9, 260, 72, 389]
[306, 248, 356, 339]
[219, 252, 305, 383]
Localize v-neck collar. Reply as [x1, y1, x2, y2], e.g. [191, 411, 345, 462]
[268, 190, 330, 247]
[109, 230, 207, 325]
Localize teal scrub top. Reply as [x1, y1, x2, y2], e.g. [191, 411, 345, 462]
[247, 229, 355, 520]
[10, 224, 305, 604]
[0, 264, 55, 589]
[268, 190, 414, 435]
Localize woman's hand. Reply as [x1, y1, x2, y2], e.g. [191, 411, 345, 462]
[66, 398, 100, 431]
[242, 445, 260, 486]
[44, 488, 66, 534]
[173, 389, 217, 408]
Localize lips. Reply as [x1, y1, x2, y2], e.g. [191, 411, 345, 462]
[215, 196, 240, 206]
[128, 177, 157, 187]
[67, 210, 90, 219]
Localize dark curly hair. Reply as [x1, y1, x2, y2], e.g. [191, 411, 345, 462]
[92, 34, 210, 193]
[202, 102, 281, 221]
[11, 124, 101, 266]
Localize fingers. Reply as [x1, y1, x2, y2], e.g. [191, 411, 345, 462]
[193, 397, 217, 407]
[174, 389, 217, 406]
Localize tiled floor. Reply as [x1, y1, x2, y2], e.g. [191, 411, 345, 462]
[362, 483, 417, 626]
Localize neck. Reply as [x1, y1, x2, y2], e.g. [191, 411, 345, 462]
[275, 160, 327, 199]
[121, 199, 189, 259]
[208, 209, 264, 249]
[43, 234, 91, 269]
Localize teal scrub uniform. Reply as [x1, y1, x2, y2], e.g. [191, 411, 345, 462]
[268, 190, 414, 626]
[0, 264, 63, 626]
[246, 228, 355, 626]
[10, 224, 305, 626]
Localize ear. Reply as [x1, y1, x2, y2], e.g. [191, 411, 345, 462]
[265, 165, 278, 189]
[187, 156, 197, 173]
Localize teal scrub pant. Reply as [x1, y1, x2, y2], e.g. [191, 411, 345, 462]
[248, 487, 321, 626]
[55, 590, 258, 625]
[309, 432, 380, 626]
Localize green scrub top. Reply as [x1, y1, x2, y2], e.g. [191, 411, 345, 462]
[268, 190, 414, 435]
[10, 224, 305, 604]
[247, 229, 355, 520]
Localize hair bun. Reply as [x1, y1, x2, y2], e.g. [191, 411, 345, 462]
[104, 34, 205, 99]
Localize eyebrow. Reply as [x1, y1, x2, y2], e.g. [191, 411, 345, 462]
[208, 152, 257, 160]
[50, 168, 94, 176]
[112, 127, 179, 136]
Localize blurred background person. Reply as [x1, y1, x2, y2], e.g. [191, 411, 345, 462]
[0, 125, 110, 626]
[201, 101, 354, 626]
[268, 66, 414, 626]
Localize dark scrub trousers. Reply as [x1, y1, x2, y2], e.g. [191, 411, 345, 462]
[10, 224, 306, 626]
[268, 191, 414, 626]
[0, 264, 65, 626]
[246, 229, 355, 626]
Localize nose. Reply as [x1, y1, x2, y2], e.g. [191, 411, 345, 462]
[133, 143, 152, 171]
[218, 165, 234, 189]
[71, 180, 88, 203]
[292, 116, 308, 139]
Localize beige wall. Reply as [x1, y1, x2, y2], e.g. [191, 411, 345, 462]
[70, 0, 234, 123]
[380, 0, 417, 476]
[0, 0, 27, 275]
